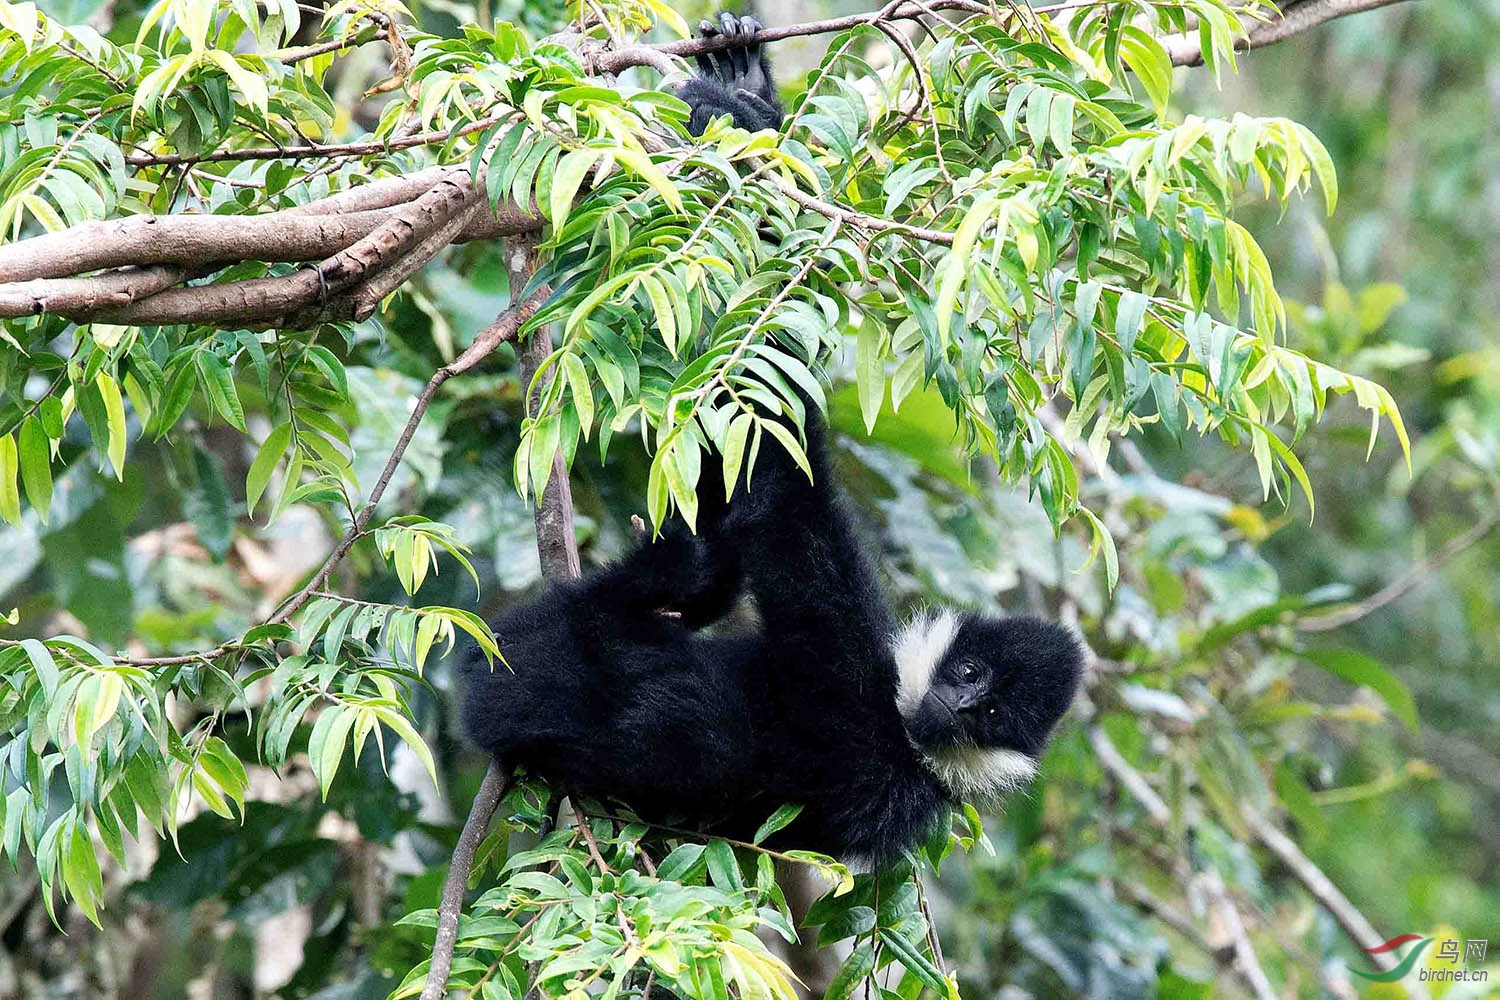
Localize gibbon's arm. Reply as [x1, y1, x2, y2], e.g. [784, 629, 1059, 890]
[723, 413, 899, 678]
[677, 13, 784, 135]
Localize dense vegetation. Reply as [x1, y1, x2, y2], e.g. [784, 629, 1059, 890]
[1, 0, 1493, 996]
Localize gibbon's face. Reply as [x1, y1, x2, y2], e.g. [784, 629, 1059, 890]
[893, 611, 1083, 801]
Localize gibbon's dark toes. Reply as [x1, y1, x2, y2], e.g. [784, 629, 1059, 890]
[697, 18, 719, 37]
[740, 15, 764, 35]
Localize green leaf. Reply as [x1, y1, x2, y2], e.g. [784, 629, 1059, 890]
[655, 843, 706, 881]
[548, 148, 599, 232]
[760, 420, 813, 483]
[1295, 123, 1338, 215]
[20, 638, 59, 698]
[246, 422, 293, 517]
[824, 942, 875, 1000]
[640, 275, 678, 356]
[371, 705, 439, 790]
[562, 352, 595, 436]
[1257, 426, 1315, 521]
[854, 325, 887, 433]
[753, 804, 804, 844]
[62, 819, 103, 926]
[721, 413, 753, 500]
[1113, 290, 1148, 355]
[308, 704, 356, 800]
[877, 928, 954, 999]
[1302, 648, 1419, 732]
[1078, 506, 1119, 591]
[705, 840, 743, 892]
[17, 416, 52, 522]
[95, 372, 127, 480]
[196, 353, 246, 431]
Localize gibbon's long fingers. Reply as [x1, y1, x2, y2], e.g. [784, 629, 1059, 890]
[694, 19, 719, 79]
[740, 15, 766, 77]
[706, 16, 737, 83]
[720, 12, 751, 79]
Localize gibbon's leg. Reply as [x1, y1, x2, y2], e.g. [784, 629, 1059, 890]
[723, 411, 899, 679]
[569, 515, 742, 632]
[462, 510, 743, 767]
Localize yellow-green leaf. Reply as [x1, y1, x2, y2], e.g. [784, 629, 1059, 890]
[0, 434, 18, 526]
[549, 148, 600, 232]
[95, 372, 127, 480]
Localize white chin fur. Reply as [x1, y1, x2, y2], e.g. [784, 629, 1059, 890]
[921, 746, 1038, 801]
[892, 610, 959, 719]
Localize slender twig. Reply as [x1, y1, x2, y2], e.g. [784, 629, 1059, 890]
[913, 874, 947, 972]
[1086, 725, 1169, 826]
[267, 279, 549, 626]
[1243, 810, 1399, 971]
[277, 18, 384, 65]
[1298, 506, 1500, 631]
[1199, 869, 1276, 1000]
[1162, 0, 1414, 66]
[571, 799, 613, 873]
[124, 110, 511, 168]
[422, 760, 512, 1000]
[769, 172, 955, 246]
[421, 235, 578, 1000]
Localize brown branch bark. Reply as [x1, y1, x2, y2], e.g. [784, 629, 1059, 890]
[422, 235, 577, 1000]
[423, 759, 511, 1000]
[0, 265, 187, 317]
[88, 175, 478, 327]
[1243, 811, 1400, 972]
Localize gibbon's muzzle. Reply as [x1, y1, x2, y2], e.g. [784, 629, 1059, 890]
[904, 690, 966, 750]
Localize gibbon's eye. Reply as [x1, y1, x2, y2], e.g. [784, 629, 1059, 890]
[957, 661, 981, 682]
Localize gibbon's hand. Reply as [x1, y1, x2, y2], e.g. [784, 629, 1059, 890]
[678, 12, 783, 135]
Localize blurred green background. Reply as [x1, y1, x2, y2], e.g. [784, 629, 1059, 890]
[1, 0, 1497, 996]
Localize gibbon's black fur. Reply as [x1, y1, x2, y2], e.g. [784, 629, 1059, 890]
[460, 15, 1083, 865]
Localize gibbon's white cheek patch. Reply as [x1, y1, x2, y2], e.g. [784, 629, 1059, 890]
[922, 746, 1038, 802]
[892, 610, 959, 718]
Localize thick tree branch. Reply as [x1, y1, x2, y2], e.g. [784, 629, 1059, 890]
[0, 175, 541, 328]
[0, 265, 187, 317]
[88, 175, 479, 327]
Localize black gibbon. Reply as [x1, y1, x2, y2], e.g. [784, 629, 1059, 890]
[459, 14, 1084, 865]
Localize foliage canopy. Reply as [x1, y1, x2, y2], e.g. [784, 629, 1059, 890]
[0, 0, 1430, 995]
